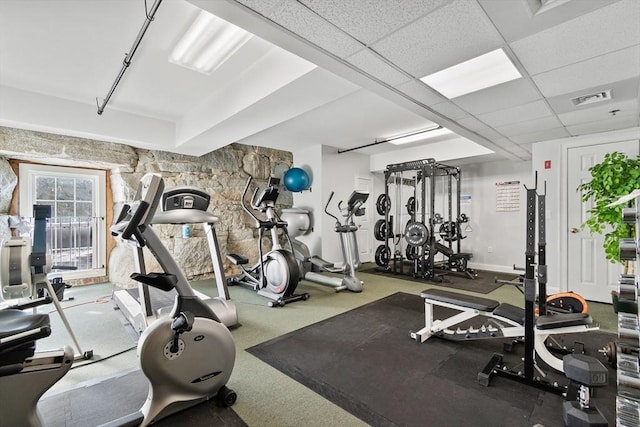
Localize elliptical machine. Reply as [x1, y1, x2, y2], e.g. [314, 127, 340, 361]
[227, 176, 309, 307]
[0, 173, 238, 427]
[283, 190, 369, 292]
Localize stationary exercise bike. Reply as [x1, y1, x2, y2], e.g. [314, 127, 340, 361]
[283, 190, 369, 292]
[0, 173, 237, 427]
[227, 176, 309, 307]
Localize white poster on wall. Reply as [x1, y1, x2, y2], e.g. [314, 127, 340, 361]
[495, 181, 520, 212]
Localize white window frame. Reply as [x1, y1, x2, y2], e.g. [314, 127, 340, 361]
[19, 164, 107, 280]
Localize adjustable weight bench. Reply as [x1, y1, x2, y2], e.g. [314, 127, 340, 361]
[410, 288, 599, 373]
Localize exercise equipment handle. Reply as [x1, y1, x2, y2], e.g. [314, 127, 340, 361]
[240, 176, 260, 225]
[324, 192, 339, 223]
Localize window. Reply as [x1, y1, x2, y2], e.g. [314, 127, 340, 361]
[19, 164, 107, 279]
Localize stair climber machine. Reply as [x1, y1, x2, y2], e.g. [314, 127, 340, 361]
[282, 190, 369, 292]
[112, 186, 238, 334]
[0, 173, 237, 427]
[226, 176, 309, 307]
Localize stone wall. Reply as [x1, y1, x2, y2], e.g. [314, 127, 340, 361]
[0, 126, 294, 287]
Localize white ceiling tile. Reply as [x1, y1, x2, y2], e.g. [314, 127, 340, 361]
[257, 0, 363, 58]
[479, 0, 619, 43]
[346, 50, 411, 86]
[566, 114, 640, 136]
[430, 101, 469, 121]
[509, 0, 640, 75]
[235, 0, 281, 15]
[372, 0, 503, 77]
[453, 78, 542, 115]
[510, 127, 570, 144]
[495, 116, 563, 137]
[558, 99, 638, 126]
[477, 100, 553, 128]
[395, 80, 446, 106]
[546, 76, 640, 115]
[532, 45, 640, 97]
[299, 0, 448, 44]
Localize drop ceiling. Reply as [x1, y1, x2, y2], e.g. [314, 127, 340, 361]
[0, 0, 638, 168]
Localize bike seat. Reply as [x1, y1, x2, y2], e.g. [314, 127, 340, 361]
[0, 309, 50, 341]
[0, 310, 51, 362]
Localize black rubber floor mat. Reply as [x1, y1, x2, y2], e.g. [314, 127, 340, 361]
[359, 265, 516, 294]
[247, 292, 616, 427]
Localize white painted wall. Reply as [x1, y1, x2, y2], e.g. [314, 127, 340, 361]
[532, 127, 640, 294]
[370, 158, 532, 273]
[291, 144, 371, 265]
[294, 128, 640, 280]
[459, 160, 531, 273]
[320, 146, 371, 264]
[290, 144, 323, 257]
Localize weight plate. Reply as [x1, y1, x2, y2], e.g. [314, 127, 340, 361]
[439, 221, 460, 242]
[376, 194, 390, 215]
[374, 219, 388, 241]
[375, 245, 390, 266]
[405, 221, 429, 246]
[406, 196, 416, 215]
[406, 245, 419, 261]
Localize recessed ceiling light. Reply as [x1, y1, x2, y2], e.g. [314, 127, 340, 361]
[420, 48, 522, 99]
[169, 11, 252, 75]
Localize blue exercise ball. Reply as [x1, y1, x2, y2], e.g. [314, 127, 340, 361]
[283, 168, 311, 192]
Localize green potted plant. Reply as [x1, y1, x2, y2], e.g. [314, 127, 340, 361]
[577, 151, 640, 311]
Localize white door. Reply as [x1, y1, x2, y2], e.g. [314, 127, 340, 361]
[355, 176, 373, 263]
[567, 140, 638, 302]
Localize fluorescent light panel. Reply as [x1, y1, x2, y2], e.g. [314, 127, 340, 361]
[388, 126, 452, 145]
[420, 48, 521, 99]
[169, 11, 252, 75]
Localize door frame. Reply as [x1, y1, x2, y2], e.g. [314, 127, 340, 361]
[559, 127, 640, 297]
[354, 175, 373, 263]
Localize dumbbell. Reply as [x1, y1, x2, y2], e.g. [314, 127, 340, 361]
[562, 354, 608, 427]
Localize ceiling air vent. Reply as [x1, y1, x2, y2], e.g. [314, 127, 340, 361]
[571, 90, 612, 107]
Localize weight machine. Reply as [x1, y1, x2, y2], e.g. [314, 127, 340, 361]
[374, 158, 475, 281]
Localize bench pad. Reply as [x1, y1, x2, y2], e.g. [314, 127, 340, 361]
[536, 313, 592, 330]
[420, 289, 500, 312]
[493, 303, 525, 325]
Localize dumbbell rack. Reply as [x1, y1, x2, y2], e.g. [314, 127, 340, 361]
[615, 196, 640, 426]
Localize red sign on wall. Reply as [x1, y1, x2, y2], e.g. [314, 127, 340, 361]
[544, 160, 551, 169]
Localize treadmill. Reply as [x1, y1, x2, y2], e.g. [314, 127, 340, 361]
[112, 187, 238, 334]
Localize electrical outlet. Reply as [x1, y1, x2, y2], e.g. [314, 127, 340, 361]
[487, 246, 493, 253]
